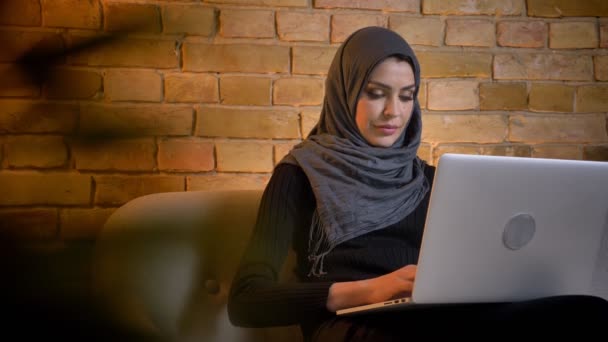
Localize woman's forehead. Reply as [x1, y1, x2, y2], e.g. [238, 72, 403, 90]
[367, 58, 415, 86]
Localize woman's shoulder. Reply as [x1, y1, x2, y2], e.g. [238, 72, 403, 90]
[260, 163, 316, 215]
[266, 163, 314, 199]
[273, 162, 307, 181]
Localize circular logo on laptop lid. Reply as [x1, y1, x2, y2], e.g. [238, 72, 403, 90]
[503, 213, 536, 250]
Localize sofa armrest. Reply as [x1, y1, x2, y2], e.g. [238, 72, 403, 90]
[93, 190, 299, 341]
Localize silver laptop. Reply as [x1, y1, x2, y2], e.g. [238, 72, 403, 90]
[337, 154, 608, 316]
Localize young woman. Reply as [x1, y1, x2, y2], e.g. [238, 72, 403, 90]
[228, 26, 608, 341]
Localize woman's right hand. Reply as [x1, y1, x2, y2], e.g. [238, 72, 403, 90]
[367, 264, 417, 303]
[326, 264, 417, 312]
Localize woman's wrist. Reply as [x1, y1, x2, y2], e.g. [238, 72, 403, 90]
[326, 277, 380, 312]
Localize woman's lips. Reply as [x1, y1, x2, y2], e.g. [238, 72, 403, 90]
[374, 125, 399, 135]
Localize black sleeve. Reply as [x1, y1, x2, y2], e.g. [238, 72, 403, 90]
[227, 164, 333, 328]
[423, 162, 436, 187]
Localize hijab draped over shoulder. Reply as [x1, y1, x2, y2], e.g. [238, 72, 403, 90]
[280, 26, 429, 277]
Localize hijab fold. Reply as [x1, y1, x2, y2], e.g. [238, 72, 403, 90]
[280, 27, 429, 277]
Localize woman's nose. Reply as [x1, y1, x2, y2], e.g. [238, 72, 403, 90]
[383, 96, 401, 117]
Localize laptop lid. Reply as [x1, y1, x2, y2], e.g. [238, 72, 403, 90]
[413, 154, 608, 304]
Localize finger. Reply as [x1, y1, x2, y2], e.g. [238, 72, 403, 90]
[393, 280, 414, 298]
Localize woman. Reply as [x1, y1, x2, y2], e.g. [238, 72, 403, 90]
[228, 27, 607, 340]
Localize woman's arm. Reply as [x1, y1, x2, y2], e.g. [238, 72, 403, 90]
[326, 264, 417, 312]
[228, 164, 334, 327]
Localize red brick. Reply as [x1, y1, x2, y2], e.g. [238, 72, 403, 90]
[315, 0, 419, 11]
[390, 16, 443, 47]
[532, 145, 582, 160]
[162, 4, 215, 36]
[301, 108, 321, 137]
[497, 21, 546, 48]
[158, 138, 215, 172]
[4, 135, 67, 168]
[0, 101, 78, 134]
[479, 82, 528, 111]
[509, 114, 607, 143]
[277, 12, 329, 42]
[292, 46, 337, 75]
[220, 76, 271, 106]
[0, 209, 57, 240]
[274, 142, 300, 165]
[331, 14, 387, 43]
[164, 73, 218, 103]
[0, 0, 41, 26]
[417, 143, 432, 163]
[494, 54, 593, 81]
[79, 104, 193, 137]
[95, 175, 184, 206]
[481, 145, 532, 157]
[576, 85, 608, 113]
[216, 141, 273, 172]
[418, 52, 492, 78]
[60, 208, 116, 241]
[183, 43, 289, 73]
[197, 106, 300, 139]
[46, 69, 102, 99]
[187, 173, 270, 191]
[550, 22, 598, 49]
[105, 69, 162, 102]
[594, 56, 608, 81]
[69, 36, 177, 68]
[529, 83, 574, 112]
[427, 81, 479, 111]
[527, 0, 608, 17]
[601, 20, 608, 48]
[433, 145, 481, 165]
[220, 9, 274, 38]
[423, 0, 523, 15]
[205, 0, 306, 6]
[0, 64, 40, 97]
[422, 114, 507, 143]
[0, 31, 64, 63]
[445, 19, 494, 47]
[42, 0, 101, 29]
[0, 172, 91, 205]
[418, 82, 427, 109]
[583, 145, 608, 161]
[72, 139, 156, 171]
[273, 78, 324, 106]
[103, 2, 161, 33]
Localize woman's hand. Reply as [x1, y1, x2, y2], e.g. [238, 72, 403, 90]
[326, 264, 417, 312]
[367, 264, 417, 303]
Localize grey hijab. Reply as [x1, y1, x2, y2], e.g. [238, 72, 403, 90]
[280, 26, 429, 277]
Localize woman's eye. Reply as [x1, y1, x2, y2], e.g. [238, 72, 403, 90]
[365, 89, 384, 99]
[399, 95, 413, 102]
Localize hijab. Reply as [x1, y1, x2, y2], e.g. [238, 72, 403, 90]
[280, 26, 429, 277]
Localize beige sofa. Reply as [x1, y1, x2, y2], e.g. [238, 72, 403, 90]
[92, 190, 303, 342]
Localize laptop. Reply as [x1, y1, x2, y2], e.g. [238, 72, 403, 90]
[337, 153, 608, 316]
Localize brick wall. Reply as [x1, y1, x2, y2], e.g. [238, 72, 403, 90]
[1, 0, 607, 243]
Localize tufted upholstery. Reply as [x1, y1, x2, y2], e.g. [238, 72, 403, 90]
[92, 190, 303, 342]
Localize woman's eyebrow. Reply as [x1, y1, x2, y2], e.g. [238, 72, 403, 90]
[367, 80, 415, 91]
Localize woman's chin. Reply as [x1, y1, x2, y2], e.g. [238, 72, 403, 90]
[367, 136, 398, 148]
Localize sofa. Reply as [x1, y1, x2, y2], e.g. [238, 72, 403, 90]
[92, 190, 303, 342]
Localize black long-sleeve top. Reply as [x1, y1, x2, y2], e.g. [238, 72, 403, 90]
[228, 162, 436, 329]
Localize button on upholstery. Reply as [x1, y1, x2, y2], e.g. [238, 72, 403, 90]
[205, 279, 220, 294]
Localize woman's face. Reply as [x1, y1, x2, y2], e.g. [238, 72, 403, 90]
[355, 57, 416, 147]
